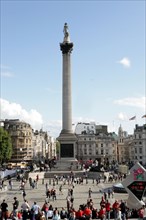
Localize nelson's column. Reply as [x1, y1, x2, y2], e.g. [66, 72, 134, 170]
[57, 23, 77, 165]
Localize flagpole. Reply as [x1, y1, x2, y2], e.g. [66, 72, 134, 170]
[135, 114, 137, 125]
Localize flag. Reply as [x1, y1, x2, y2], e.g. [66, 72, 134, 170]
[142, 114, 146, 118]
[129, 116, 136, 120]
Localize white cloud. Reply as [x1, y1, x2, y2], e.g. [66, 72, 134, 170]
[114, 96, 145, 109]
[117, 112, 128, 121]
[117, 57, 131, 68]
[0, 98, 43, 129]
[0, 65, 14, 77]
[1, 71, 14, 77]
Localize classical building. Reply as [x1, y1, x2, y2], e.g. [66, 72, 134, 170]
[32, 129, 56, 162]
[117, 124, 146, 166]
[117, 125, 129, 163]
[3, 119, 33, 162]
[75, 122, 118, 163]
[133, 124, 146, 165]
[1, 119, 57, 162]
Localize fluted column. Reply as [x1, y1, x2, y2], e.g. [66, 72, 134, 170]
[60, 42, 73, 134]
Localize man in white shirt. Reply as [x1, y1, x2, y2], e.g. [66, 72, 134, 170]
[31, 202, 40, 220]
[21, 200, 30, 220]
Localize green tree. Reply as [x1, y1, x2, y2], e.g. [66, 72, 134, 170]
[0, 127, 12, 165]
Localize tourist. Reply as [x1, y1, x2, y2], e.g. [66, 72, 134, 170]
[116, 208, 122, 220]
[47, 206, 53, 219]
[40, 211, 46, 220]
[100, 197, 106, 208]
[60, 207, 68, 219]
[105, 200, 111, 220]
[83, 205, 92, 220]
[22, 189, 26, 200]
[12, 197, 19, 218]
[59, 185, 63, 195]
[143, 205, 146, 220]
[138, 206, 144, 220]
[112, 200, 120, 220]
[8, 179, 12, 190]
[69, 212, 76, 220]
[119, 200, 126, 220]
[0, 199, 8, 220]
[91, 207, 98, 219]
[98, 206, 106, 220]
[21, 200, 30, 220]
[88, 188, 92, 198]
[76, 207, 84, 220]
[52, 209, 60, 220]
[41, 202, 49, 219]
[31, 201, 40, 220]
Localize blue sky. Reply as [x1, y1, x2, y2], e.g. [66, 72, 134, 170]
[1, 0, 146, 137]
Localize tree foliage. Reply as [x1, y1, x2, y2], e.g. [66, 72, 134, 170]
[0, 127, 12, 164]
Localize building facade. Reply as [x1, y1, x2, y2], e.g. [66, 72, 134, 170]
[75, 122, 118, 163]
[133, 124, 146, 165]
[3, 119, 33, 162]
[1, 119, 56, 163]
[32, 129, 56, 162]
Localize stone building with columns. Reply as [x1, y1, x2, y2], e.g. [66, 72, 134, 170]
[75, 122, 118, 163]
[133, 124, 146, 165]
[3, 119, 33, 162]
[1, 119, 56, 163]
[32, 129, 56, 162]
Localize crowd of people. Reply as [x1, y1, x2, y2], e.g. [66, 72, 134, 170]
[0, 172, 146, 220]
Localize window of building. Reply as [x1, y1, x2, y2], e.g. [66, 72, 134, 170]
[135, 148, 137, 154]
[139, 148, 142, 154]
[101, 149, 103, 155]
[84, 149, 87, 155]
[101, 143, 103, 148]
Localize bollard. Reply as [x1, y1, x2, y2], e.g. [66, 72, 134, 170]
[42, 178, 44, 184]
[49, 178, 51, 185]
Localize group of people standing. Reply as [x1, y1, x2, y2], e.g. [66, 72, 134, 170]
[1, 172, 146, 220]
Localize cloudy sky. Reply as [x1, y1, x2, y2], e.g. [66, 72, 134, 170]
[1, 1, 145, 137]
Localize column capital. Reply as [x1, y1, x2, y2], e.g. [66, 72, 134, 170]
[60, 42, 73, 54]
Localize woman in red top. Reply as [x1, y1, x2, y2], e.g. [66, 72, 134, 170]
[105, 200, 111, 220]
[100, 197, 106, 208]
[112, 200, 120, 219]
[98, 206, 106, 220]
[83, 206, 92, 219]
[76, 208, 84, 220]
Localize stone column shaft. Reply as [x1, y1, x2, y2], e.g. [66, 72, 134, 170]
[62, 53, 72, 133]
